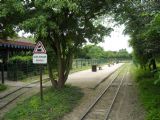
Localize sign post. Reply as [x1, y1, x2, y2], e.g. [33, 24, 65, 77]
[40, 64, 43, 100]
[33, 41, 47, 101]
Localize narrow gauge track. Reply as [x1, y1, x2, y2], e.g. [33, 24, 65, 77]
[79, 66, 128, 120]
[0, 78, 49, 110]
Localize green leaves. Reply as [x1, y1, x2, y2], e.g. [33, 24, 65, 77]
[0, 0, 25, 39]
[113, 0, 160, 66]
[9, 56, 32, 63]
[44, 0, 78, 12]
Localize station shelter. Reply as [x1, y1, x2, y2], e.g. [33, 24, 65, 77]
[0, 39, 35, 84]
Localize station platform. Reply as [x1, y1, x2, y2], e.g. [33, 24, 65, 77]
[66, 63, 123, 89]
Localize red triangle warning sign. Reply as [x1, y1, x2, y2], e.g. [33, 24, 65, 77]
[33, 41, 46, 54]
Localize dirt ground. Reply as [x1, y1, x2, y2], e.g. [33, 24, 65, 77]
[62, 65, 145, 120]
[108, 71, 145, 120]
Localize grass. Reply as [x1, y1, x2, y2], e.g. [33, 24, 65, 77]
[4, 85, 84, 120]
[0, 84, 7, 92]
[131, 64, 160, 120]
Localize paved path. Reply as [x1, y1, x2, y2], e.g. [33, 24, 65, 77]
[66, 63, 123, 88]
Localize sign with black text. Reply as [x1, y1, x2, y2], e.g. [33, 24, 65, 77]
[33, 54, 47, 64]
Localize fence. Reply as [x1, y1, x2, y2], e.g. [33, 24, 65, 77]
[72, 59, 108, 69]
[7, 62, 47, 81]
[4, 58, 109, 81]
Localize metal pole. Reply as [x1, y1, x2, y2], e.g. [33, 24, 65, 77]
[81, 59, 82, 68]
[40, 64, 43, 101]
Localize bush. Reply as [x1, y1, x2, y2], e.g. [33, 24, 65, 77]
[9, 56, 32, 63]
[132, 65, 160, 120]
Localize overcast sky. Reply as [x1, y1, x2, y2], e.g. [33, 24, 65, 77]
[98, 24, 132, 53]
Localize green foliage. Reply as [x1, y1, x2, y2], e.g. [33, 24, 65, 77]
[76, 45, 131, 60]
[144, 13, 160, 54]
[0, 0, 25, 39]
[132, 65, 160, 120]
[132, 67, 153, 82]
[4, 85, 83, 120]
[112, 1, 160, 66]
[0, 84, 7, 92]
[87, 46, 104, 59]
[153, 63, 160, 85]
[76, 45, 104, 59]
[9, 56, 32, 63]
[104, 49, 131, 59]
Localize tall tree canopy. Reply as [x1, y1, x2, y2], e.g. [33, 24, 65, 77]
[0, 0, 25, 39]
[76, 45, 131, 60]
[18, 0, 118, 88]
[76, 45, 105, 59]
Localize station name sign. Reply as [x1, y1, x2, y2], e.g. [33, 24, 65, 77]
[33, 54, 47, 64]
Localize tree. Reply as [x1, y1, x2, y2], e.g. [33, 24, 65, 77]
[76, 44, 131, 61]
[76, 45, 105, 59]
[20, 0, 114, 88]
[112, 0, 160, 69]
[0, 0, 25, 39]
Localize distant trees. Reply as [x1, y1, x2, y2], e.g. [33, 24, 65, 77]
[76, 45, 104, 59]
[76, 45, 131, 60]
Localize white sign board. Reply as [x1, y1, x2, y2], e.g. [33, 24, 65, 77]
[33, 54, 47, 64]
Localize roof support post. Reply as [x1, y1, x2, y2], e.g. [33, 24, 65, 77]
[1, 58, 4, 84]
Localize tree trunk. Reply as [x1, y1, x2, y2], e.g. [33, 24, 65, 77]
[50, 35, 75, 88]
[57, 53, 65, 88]
[48, 58, 57, 88]
[152, 59, 157, 70]
[149, 58, 157, 71]
[57, 53, 73, 88]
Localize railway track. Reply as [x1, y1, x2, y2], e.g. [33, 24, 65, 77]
[0, 78, 49, 110]
[79, 66, 128, 120]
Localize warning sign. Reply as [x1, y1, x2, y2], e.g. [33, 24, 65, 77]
[33, 41, 47, 64]
[33, 41, 46, 54]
